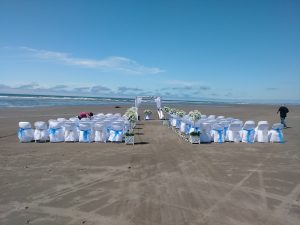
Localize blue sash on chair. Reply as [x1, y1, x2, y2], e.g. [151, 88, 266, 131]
[213, 129, 223, 143]
[18, 128, 32, 139]
[275, 128, 284, 143]
[243, 129, 254, 143]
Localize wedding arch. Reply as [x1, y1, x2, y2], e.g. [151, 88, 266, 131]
[134, 96, 164, 119]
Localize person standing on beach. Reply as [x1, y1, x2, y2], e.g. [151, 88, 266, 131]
[277, 105, 289, 128]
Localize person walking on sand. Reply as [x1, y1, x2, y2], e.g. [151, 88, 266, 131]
[277, 105, 289, 128]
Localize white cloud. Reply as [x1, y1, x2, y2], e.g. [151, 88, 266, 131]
[165, 79, 202, 87]
[20, 47, 165, 75]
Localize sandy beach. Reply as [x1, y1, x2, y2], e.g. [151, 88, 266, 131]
[0, 104, 300, 225]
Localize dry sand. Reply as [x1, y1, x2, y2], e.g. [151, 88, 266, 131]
[0, 104, 300, 225]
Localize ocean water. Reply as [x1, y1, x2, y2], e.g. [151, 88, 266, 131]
[0, 93, 239, 108]
[0, 94, 135, 108]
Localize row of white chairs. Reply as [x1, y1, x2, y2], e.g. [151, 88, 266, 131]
[18, 113, 131, 143]
[168, 114, 284, 143]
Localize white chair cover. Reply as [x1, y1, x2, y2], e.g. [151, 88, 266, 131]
[180, 120, 187, 133]
[57, 118, 67, 122]
[170, 115, 178, 127]
[34, 121, 49, 142]
[200, 122, 212, 143]
[269, 123, 284, 143]
[18, 122, 34, 142]
[241, 121, 256, 143]
[207, 115, 216, 120]
[69, 117, 79, 123]
[49, 121, 64, 142]
[105, 113, 113, 117]
[79, 122, 93, 143]
[255, 121, 269, 143]
[108, 124, 123, 142]
[211, 124, 224, 143]
[114, 113, 121, 117]
[94, 122, 108, 142]
[227, 122, 242, 143]
[216, 116, 225, 121]
[64, 121, 79, 142]
[80, 118, 90, 122]
[219, 121, 230, 141]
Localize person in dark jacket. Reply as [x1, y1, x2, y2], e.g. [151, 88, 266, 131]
[277, 105, 289, 128]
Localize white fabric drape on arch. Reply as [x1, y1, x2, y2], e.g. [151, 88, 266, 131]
[154, 96, 161, 109]
[135, 97, 143, 108]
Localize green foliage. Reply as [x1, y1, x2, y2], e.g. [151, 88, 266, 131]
[190, 131, 201, 136]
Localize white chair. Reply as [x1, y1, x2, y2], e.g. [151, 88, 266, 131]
[34, 121, 49, 142]
[18, 122, 34, 143]
[105, 113, 113, 118]
[211, 124, 224, 143]
[180, 119, 187, 133]
[69, 117, 79, 123]
[207, 115, 216, 120]
[219, 121, 230, 141]
[108, 124, 123, 142]
[269, 123, 284, 143]
[80, 117, 90, 122]
[241, 121, 256, 143]
[255, 121, 269, 143]
[170, 115, 177, 127]
[227, 122, 242, 143]
[57, 118, 67, 122]
[64, 121, 79, 142]
[79, 122, 93, 143]
[216, 116, 225, 121]
[176, 117, 181, 129]
[200, 122, 212, 143]
[49, 121, 64, 142]
[231, 119, 243, 125]
[94, 122, 108, 143]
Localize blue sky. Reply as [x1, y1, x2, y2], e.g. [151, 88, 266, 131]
[0, 0, 299, 102]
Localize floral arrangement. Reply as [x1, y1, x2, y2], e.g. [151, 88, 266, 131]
[125, 131, 134, 136]
[163, 106, 171, 113]
[176, 110, 186, 118]
[144, 109, 153, 115]
[188, 110, 202, 122]
[169, 108, 176, 115]
[124, 107, 138, 123]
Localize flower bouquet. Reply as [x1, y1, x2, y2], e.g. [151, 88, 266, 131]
[176, 110, 186, 118]
[144, 109, 152, 120]
[124, 107, 138, 131]
[188, 110, 202, 122]
[163, 106, 170, 113]
[169, 108, 177, 115]
[163, 106, 171, 121]
[188, 110, 202, 143]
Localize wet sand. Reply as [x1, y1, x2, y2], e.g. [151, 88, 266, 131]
[0, 104, 300, 225]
